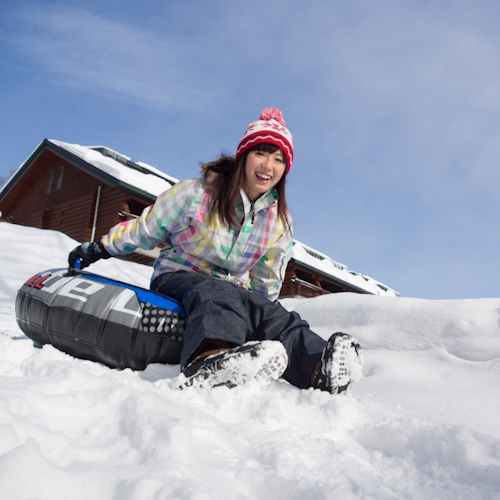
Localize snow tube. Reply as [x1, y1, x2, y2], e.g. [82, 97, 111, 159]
[15, 268, 187, 370]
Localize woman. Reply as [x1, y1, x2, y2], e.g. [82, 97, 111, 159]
[69, 108, 363, 392]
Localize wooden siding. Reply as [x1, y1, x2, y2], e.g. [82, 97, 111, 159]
[1, 150, 102, 220]
[279, 263, 353, 298]
[1, 148, 151, 246]
[44, 193, 93, 242]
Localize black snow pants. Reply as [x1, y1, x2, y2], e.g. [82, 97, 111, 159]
[151, 271, 326, 389]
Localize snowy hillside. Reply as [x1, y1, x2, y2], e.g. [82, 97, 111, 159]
[1, 222, 499, 500]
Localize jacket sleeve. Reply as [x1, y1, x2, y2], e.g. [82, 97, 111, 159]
[249, 221, 293, 302]
[100, 180, 199, 255]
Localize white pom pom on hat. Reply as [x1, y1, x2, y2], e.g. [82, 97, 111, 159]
[236, 108, 294, 174]
[258, 107, 286, 124]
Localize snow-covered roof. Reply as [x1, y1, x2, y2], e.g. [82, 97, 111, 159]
[49, 140, 178, 199]
[291, 241, 399, 297]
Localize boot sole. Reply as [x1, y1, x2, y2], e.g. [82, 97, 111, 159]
[176, 340, 288, 390]
[316, 333, 364, 394]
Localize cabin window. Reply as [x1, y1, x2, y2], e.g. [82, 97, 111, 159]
[56, 167, 64, 189]
[126, 198, 149, 218]
[46, 171, 54, 193]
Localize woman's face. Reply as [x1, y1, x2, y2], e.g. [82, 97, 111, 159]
[242, 149, 286, 203]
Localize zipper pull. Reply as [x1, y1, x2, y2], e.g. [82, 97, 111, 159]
[251, 205, 255, 224]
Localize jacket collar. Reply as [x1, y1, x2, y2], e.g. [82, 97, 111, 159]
[239, 188, 278, 214]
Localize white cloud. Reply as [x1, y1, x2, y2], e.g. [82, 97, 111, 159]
[11, 5, 217, 109]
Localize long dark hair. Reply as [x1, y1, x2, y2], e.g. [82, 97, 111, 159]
[200, 144, 291, 232]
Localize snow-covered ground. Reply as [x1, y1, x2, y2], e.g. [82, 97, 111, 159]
[1, 222, 499, 500]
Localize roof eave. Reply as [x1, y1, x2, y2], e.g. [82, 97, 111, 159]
[289, 257, 374, 295]
[0, 140, 47, 204]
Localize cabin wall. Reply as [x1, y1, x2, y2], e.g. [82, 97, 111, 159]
[279, 263, 353, 299]
[0, 149, 151, 247]
[1, 150, 100, 218]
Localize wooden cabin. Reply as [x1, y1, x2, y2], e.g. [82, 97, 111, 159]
[0, 139, 174, 266]
[0, 139, 399, 297]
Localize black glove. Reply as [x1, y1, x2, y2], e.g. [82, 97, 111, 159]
[68, 241, 111, 269]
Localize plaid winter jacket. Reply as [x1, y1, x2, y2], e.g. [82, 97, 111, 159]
[101, 179, 293, 302]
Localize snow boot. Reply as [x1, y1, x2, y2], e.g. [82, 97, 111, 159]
[175, 340, 288, 390]
[312, 333, 363, 394]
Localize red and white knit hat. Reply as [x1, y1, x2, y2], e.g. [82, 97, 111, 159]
[236, 108, 294, 174]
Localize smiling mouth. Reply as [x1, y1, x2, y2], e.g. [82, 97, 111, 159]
[256, 173, 272, 181]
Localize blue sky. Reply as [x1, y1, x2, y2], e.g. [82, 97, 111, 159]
[1, 0, 499, 299]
